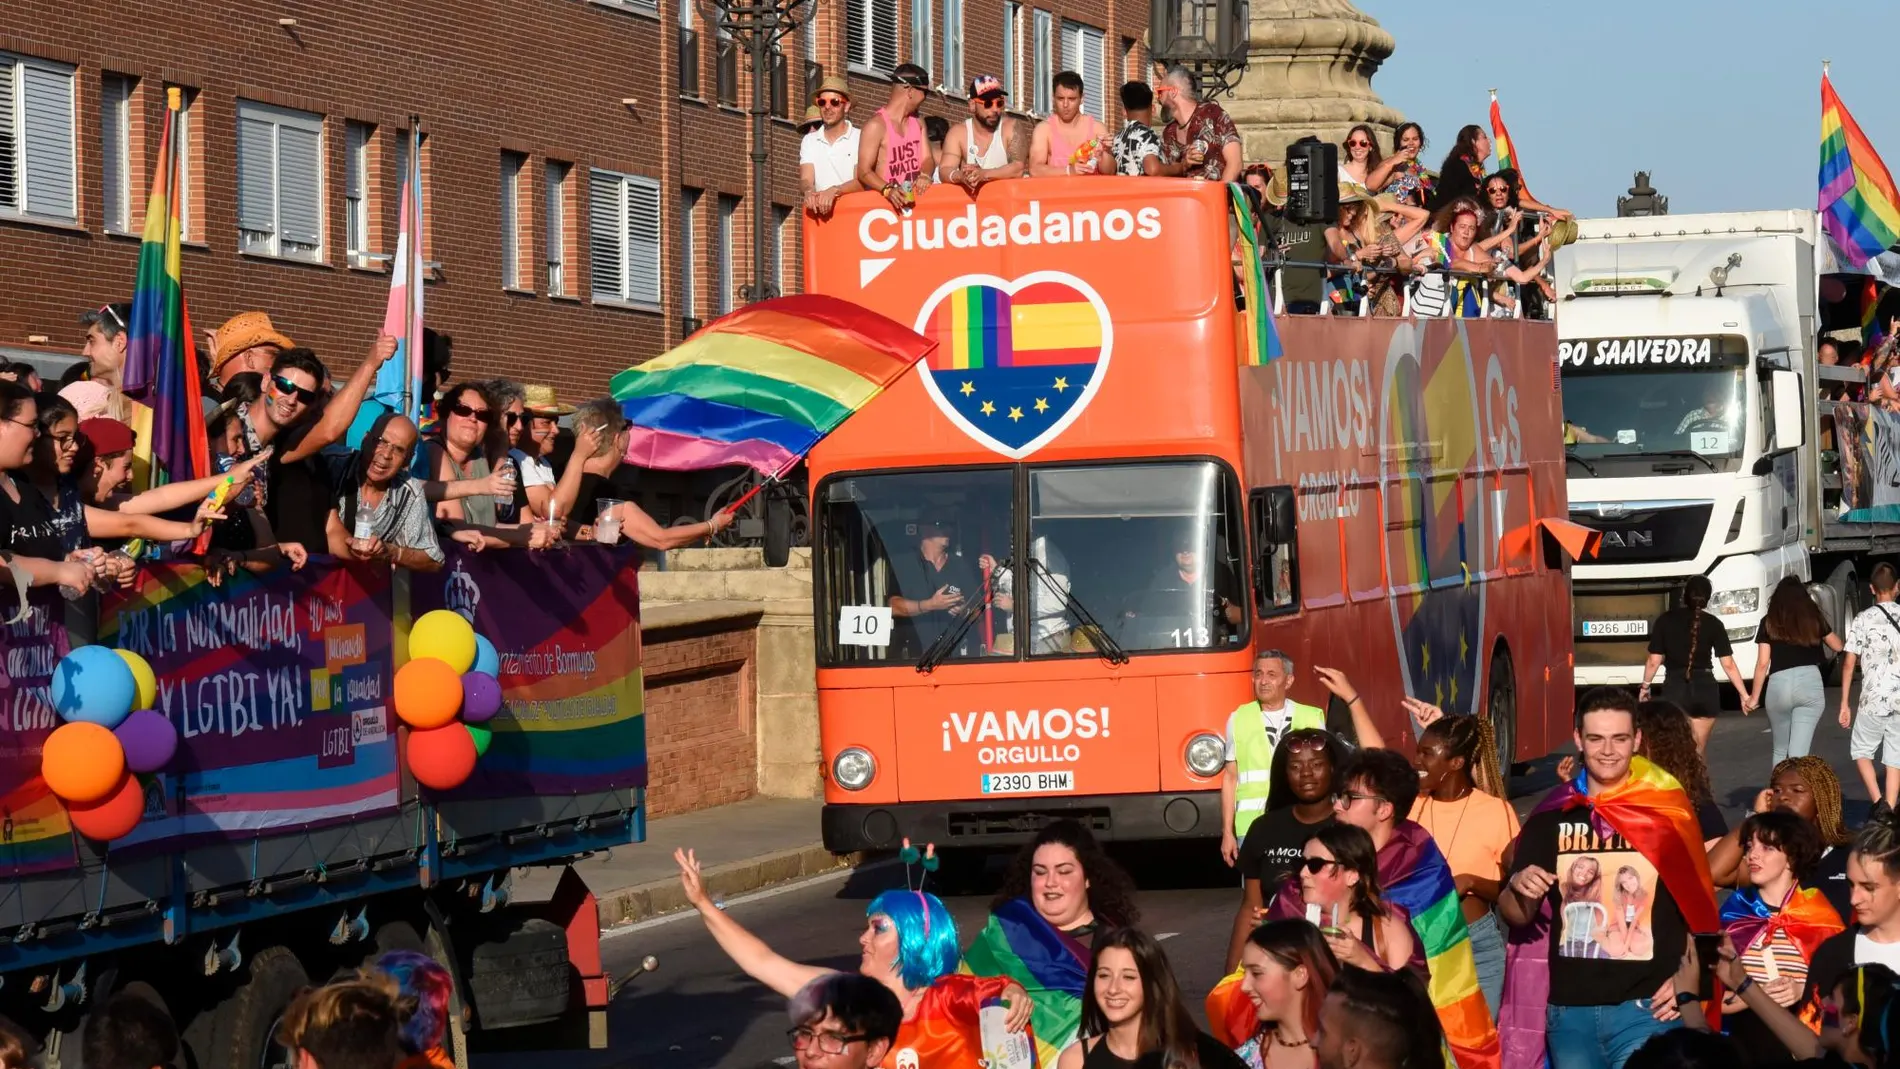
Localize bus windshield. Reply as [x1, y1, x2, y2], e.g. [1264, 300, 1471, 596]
[816, 460, 1247, 666]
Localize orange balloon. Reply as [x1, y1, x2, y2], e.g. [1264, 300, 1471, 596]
[68, 773, 143, 841]
[406, 723, 478, 791]
[42, 722, 126, 803]
[393, 657, 463, 729]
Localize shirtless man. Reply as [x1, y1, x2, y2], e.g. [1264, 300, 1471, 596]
[938, 74, 1028, 190]
[854, 63, 937, 211]
[1029, 71, 1114, 177]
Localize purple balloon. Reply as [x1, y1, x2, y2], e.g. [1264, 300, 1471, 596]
[462, 672, 503, 724]
[115, 709, 178, 773]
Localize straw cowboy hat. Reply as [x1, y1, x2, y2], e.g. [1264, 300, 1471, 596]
[523, 384, 575, 416]
[210, 312, 296, 378]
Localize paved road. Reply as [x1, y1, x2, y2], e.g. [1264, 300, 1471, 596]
[479, 695, 1875, 1069]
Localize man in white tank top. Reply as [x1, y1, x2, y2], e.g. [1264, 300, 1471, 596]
[938, 74, 1029, 192]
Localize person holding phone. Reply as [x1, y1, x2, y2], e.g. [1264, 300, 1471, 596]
[1716, 811, 1844, 1059]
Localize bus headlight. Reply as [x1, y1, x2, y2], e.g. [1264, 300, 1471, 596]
[1185, 733, 1226, 778]
[1711, 588, 1759, 615]
[832, 747, 876, 791]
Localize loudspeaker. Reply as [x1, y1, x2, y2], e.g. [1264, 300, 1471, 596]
[1285, 140, 1339, 225]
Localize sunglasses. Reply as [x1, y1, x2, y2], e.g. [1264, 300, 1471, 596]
[1283, 736, 1329, 755]
[897, 77, 930, 93]
[503, 411, 523, 428]
[817, 96, 847, 107]
[97, 304, 126, 330]
[1347, 140, 1371, 148]
[271, 375, 320, 404]
[1300, 857, 1341, 875]
[1487, 186, 1511, 195]
[449, 401, 493, 424]
[1333, 790, 1383, 807]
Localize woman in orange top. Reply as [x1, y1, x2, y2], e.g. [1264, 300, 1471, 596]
[1408, 702, 1518, 1018]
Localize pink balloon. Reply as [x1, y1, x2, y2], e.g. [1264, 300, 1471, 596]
[114, 709, 178, 773]
[462, 672, 503, 724]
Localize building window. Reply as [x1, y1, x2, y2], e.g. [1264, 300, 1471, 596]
[588, 169, 662, 307]
[344, 121, 372, 265]
[501, 151, 526, 289]
[1002, 2, 1019, 103]
[0, 53, 78, 223]
[715, 194, 737, 313]
[848, 0, 898, 74]
[235, 99, 323, 262]
[910, 0, 931, 71]
[773, 203, 791, 294]
[681, 187, 700, 321]
[1031, 10, 1052, 115]
[1061, 21, 1105, 122]
[546, 160, 571, 295]
[101, 73, 134, 233]
[941, 0, 962, 97]
[173, 85, 200, 241]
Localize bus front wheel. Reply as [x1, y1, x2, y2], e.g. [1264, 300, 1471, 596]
[1486, 645, 1518, 784]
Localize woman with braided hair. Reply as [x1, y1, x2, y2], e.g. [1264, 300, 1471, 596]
[1709, 755, 1858, 917]
[1406, 703, 1518, 1017]
[1641, 574, 1755, 753]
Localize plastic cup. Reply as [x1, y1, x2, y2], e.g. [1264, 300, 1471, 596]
[595, 499, 624, 545]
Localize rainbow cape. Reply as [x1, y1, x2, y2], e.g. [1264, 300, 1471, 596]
[610, 295, 936, 477]
[1229, 183, 1284, 366]
[1498, 756, 1718, 1069]
[120, 87, 208, 493]
[1720, 884, 1844, 1032]
[1820, 71, 1900, 269]
[889, 973, 1039, 1068]
[959, 899, 1088, 1066]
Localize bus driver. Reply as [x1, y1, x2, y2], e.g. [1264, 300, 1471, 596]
[888, 519, 981, 656]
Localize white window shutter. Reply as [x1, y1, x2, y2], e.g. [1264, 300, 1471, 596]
[235, 111, 277, 234]
[21, 62, 75, 221]
[1001, 4, 1017, 103]
[847, 0, 867, 67]
[276, 122, 322, 248]
[345, 122, 366, 200]
[872, 0, 899, 72]
[589, 170, 624, 300]
[625, 178, 661, 305]
[0, 58, 17, 211]
[1032, 11, 1051, 114]
[101, 75, 129, 231]
[910, 0, 930, 70]
[1080, 27, 1104, 121]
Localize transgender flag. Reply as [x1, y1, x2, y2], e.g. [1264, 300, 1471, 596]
[348, 134, 425, 447]
[120, 88, 208, 490]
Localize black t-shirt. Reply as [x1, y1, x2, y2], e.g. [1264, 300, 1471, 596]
[1509, 807, 1690, 1005]
[30, 476, 90, 556]
[1239, 809, 1333, 895]
[0, 477, 68, 560]
[1647, 607, 1733, 680]
[1263, 213, 1329, 306]
[1754, 621, 1829, 675]
[1695, 800, 1728, 842]
[265, 425, 336, 548]
[1081, 1032, 1247, 1069]
[890, 552, 982, 657]
[1813, 846, 1853, 921]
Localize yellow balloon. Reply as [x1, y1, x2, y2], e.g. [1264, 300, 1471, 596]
[410, 610, 477, 674]
[114, 648, 158, 712]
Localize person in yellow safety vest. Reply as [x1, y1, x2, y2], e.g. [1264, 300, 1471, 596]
[1220, 650, 1387, 866]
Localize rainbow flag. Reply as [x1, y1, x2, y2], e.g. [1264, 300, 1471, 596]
[1820, 71, 1900, 269]
[1720, 884, 1843, 1032]
[1499, 756, 1718, 1069]
[959, 898, 1088, 1066]
[1488, 93, 1536, 203]
[1230, 183, 1284, 366]
[350, 131, 426, 448]
[611, 295, 936, 477]
[120, 88, 208, 490]
[1862, 277, 1884, 348]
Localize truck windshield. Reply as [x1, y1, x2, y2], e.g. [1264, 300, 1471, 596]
[815, 460, 1247, 666]
[1559, 335, 1751, 471]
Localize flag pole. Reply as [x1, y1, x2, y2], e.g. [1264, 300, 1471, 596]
[403, 116, 421, 423]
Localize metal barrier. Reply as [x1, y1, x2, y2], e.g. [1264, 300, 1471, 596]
[1261, 258, 1549, 320]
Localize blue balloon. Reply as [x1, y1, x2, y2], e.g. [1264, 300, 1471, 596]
[472, 635, 500, 679]
[50, 645, 137, 728]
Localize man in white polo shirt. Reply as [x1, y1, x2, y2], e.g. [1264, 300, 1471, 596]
[801, 76, 861, 218]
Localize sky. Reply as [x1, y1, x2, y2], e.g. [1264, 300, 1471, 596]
[1360, 1, 1900, 220]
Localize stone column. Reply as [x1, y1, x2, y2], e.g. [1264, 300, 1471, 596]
[1224, 0, 1404, 170]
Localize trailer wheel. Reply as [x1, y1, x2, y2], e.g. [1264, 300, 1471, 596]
[186, 946, 308, 1069]
[1486, 645, 1519, 781]
[465, 917, 570, 1030]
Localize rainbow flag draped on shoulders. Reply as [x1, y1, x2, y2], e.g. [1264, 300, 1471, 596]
[1820, 68, 1900, 269]
[1720, 884, 1844, 1032]
[959, 898, 1090, 1066]
[893, 973, 1039, 1069]
[120, 87, 208, 492]
[1498, 756, 1718, 1069]
[1229, 183, 1284, 367]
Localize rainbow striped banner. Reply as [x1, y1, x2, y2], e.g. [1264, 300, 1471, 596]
[926, 281, 1104, 369]
[1229, 184, 1284, 366]
[1820, 70, 1900, 269]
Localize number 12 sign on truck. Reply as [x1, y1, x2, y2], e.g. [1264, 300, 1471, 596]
[806, 178, 1584, 852]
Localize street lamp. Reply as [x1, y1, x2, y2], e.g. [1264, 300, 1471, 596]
[1149, 0, 1249, 97]
[1617, 171, 1669, 217]
[696, 0, 814, 303]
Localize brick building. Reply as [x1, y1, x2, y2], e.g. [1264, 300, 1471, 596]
[0, 0, 1150, 408]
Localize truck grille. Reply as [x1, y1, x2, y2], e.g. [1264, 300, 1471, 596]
[1568, 502, 1713, 564]
[947, 807, 1111, 838]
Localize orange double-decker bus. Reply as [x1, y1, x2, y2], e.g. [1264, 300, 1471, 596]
[806, 178, 1582, 853]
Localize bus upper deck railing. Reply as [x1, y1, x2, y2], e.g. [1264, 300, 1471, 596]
[1257, 259, 1553, 321]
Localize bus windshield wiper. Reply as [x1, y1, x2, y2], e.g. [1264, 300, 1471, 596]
[916, 557, 1009, 674]
[1565, 447, 1600, 477]
[1601, 449, 1720, 474]
[1030, 557, 1130, 667]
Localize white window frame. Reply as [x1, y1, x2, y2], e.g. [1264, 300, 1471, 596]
[546, 161, 570, 296]
[681, 187, 700, 318]
[773, 203, 790, 295]
[941, 0, 962, 98]
[716, 194, 737, 314]
[1061, 20, 1106, 123]
[910, 0, 931, 71]
[344, 120, 371, 265]
[1031, 10, 1053, 116]
[101, 73, 133, 234]
[848, 0, 899, 75]
[235, 99, 324, 263]
[0, 53, 78, 224]
[174, 87, 196, 240]
[1002, 2, 1020, 104]
[501, 151, 525, 290]
[588, 168, 662, 308]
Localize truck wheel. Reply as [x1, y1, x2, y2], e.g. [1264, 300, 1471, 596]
[465, 917, 569, 1030]
[1486, 646, 1519, 783]
[187, 946, 308, 1069]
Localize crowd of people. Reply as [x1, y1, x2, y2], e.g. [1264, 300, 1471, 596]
[0, 302, 731, 607]
[799, 65, 1570, 322]
[677, 645, 1900, 1069]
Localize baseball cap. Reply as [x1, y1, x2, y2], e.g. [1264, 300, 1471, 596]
[968, 74, 1006, 99]
[78, 418, 135, 457]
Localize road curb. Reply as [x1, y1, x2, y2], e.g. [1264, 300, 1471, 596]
[598, 844, 864, 928]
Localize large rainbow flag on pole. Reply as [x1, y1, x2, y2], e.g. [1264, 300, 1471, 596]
[120, 87, 208, 490]
[1820, 65, 1900, 269]
[1229, 184, 1284, 366]
[350, 128, 426, 447]
[610, 295, 937, 477]
[1489, 91, 1536, 203]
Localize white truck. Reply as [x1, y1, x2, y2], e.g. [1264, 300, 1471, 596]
[1554, 209, 1900, 688]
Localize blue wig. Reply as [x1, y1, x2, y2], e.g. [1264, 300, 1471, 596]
[866, 889, 958, 990]
[374, 949, 452, 1054]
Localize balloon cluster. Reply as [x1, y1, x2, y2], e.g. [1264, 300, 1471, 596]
[395, 610, 502, 791]
[40, 646, 177, 841]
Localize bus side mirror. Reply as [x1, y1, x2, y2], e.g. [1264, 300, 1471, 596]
[1771, 369, 1805, 451]
[1266, 489, 1296, 544]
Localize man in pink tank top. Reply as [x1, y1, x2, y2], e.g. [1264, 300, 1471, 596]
[1029, 70, 1114, 177]
[854, 64, 937, 212]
